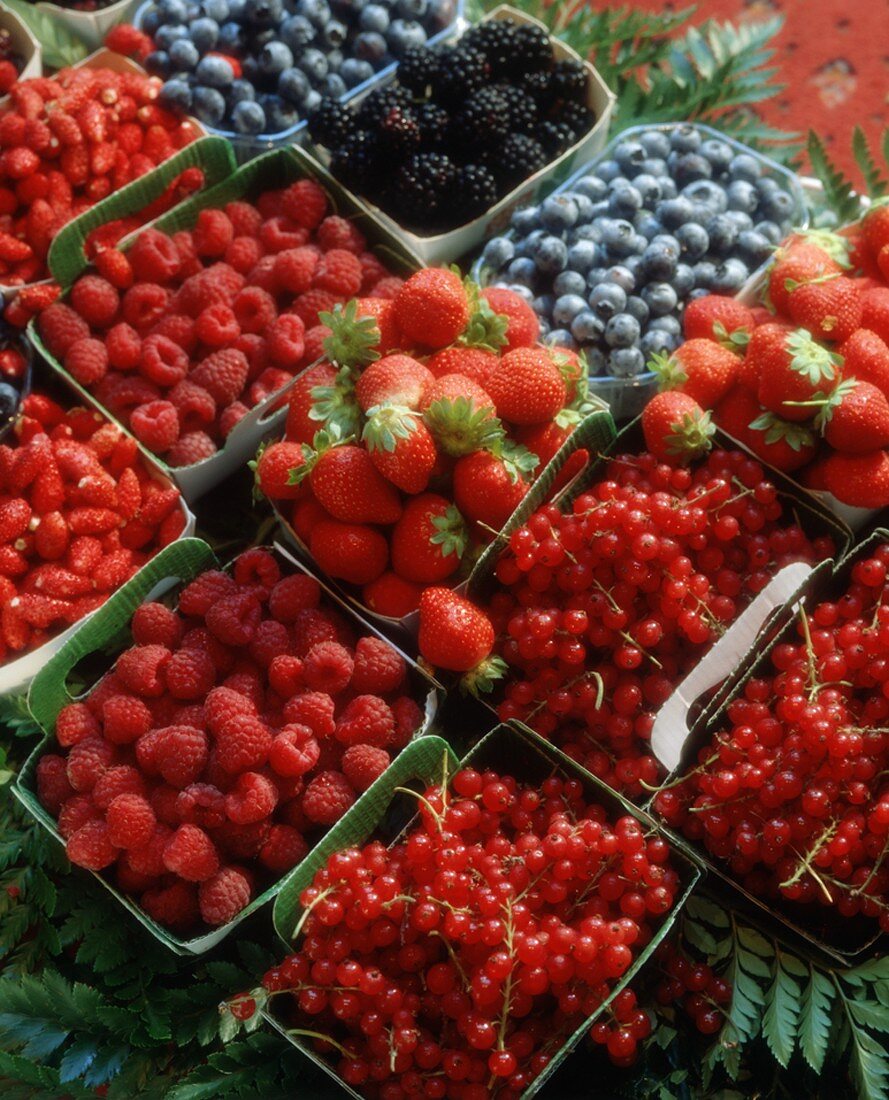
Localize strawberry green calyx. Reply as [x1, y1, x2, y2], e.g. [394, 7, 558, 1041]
[309, 366, 362, 438]
[804, 379, 857, 432]
[286, 426, 349, 485]
[749, 412, 816, 451]
[713, 320, 750, 354]
[664, 408, 715, 460]
[361, 402, 421, 453]
[783, 271, 842, 293]
[489, 438, 539, 483]
[460, 655, 508, 697]
[786, 329, 843, 385]
[424, 395, 505, 456]
[793, 228, 853, 267]
[320, 300, 381, 370]
[429, 503, 468, 561]
[457, 273, 509, 352]
[649, 351, 687, 391]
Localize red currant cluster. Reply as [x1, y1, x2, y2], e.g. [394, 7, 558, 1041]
[485, 449, 834, 797]
[258, 764, 682, 1098]
[652, 943, 731, 1037]
[656, 545, 889, 934]
[587, 987, 652, 1066]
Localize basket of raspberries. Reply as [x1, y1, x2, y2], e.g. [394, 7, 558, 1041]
[34, 144, 416, 500]
[18, 542, 436, 952]
[231, 724, 698, 1097]
[307, 7, 613, 259]
[253, 265, 611, 627]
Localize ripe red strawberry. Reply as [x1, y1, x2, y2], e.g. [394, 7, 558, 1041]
[418, 588, 498, 676]
[362, 571, 423, 618]
[651, 338, 739, 407]
[480, 287, 539, 350]
[393, 269, 469, 350]
[426, 346, 498, 385]
[390, 494, 466, 584]
[307, 442, 402, 525]
[351, 298, 401, 354]
[786, 275, 862, 344]
[453, 448, 534, 530]
[767, 240, 843, 316]
[285, 363, 339, 444]
[362, 404, 437, 494]
[422, 374, 501, 457]
[823, 450, 889, 509]
[738, 322, 793, 392]
[757, 328, 842, 421]
[861, 201, 889, 256]
[485, 348, 567, 425]
[309, 519, 389, 585]
[355, 354, 434, 411]
[682, 295, 754, 350]
[861, 287, 889, 345]
[840, 329, 889, 398]
[254, 441, 305, 500]
[744, 411, 817, 473]
[811, 379, 889, 453]
[713, 386, 761, 446]
[641, 392, 714, 465]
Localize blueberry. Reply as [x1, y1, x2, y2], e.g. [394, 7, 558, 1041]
[585, 267, 607, 288]
[641, 282, 678, 316]
[710, 258, 749, 293]
[188, 16, 218, 50]
[540, 195, 579, 232]
[397, 0, 428, 16]
[729, 153, 762, 182]
[642, 328, 678, 357]
[608, 184, 642, 219]
[656, 196, 693, 229]
[762, 189, 796, 226]
[639, 241, 677, 282]
[426, 0, 456, 29]
[632, 173, 662, 206]
[244, 0, 283, 24]
[570, 194, 595, 222]
[203, 0, 229, 19]
[673, 152, 711, 186]
[303, 88, 323, 114]
[226, 0, 245, 17]
[658, 176, 678, 201]
[569, 223, 602, 245]
[634, 212, 661, 240]
[603, 265, 635, 293]
[258, 93, 298, 131]
[387, 18, 427, 54]
[159, 77, 193, 111]
[700, 138, 733, 173]
[726, 179, 758, 215]
[532, 294, 555, 318]
[532, 235, 568, 273]
[584, 347, 606, 375]
[705, 213, 738, 254]
[687, 287, 711, 302]
[280, 14, 316, 50]
[507, 257, 537, 286]
[675, 222, 709, 260]
[574, 175, 608, 202]
[155, 23, 188, 49]
[158, 0, 189, 22]
[624, 295, 649, 324]
[232, 99, 267, 133]
[595, 159, 622, 184]
[608, 347, 645, 377]
[682, 179, 727, 213]
[142, 10, 162, 34]
[241, 56, 260, 84]
[520, 229, 546, 257]
[566, 241, 598, 274]
[693, 261, 716, 289]
[0, 381, 15, 419]
[340, 58, 375, 87]
[483, 236, 515, 273]
[354, 31, 387, 62]
[169, 37, 200, 69]
[229, 78, 256, 103]
[622, 254, 643, 279]
[725, 209, 754, 234]
[553, 294, 588, 327]
[145, 51, 172, 77]
[511, 206, 540, 236]
[600, 219, 636, 257]
[604, 312, 640, 348]
[278, 66, 311, 104]
[298, 47, 329, 80]
[508, 284, 533, 304]
[673, 263, 695, 297]
[217, 20, 247, 53]
[326, 50, 344, 73]
[359, 2, 390, 30]
[571, 311, 604, 343]
[589, 282, 627, 318]
[670, 124, 702, 153]
[639, 129, 671, 158]
[196, 54, 234, 86]
[295, 0, 331, 26]
[738, 229, 772, 267]
[640, 157, 668, 178]
[650, 233, 680, 258]
[613, 140, 646, 173]
[648, 314, 681, 337]
[547, 329, 575, 349]
[192, 85, 227, 124]
[554, 269, 586, 297]
[755, 220, 783, 245]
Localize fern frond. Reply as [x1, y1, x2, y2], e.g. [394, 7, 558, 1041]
[853, 125, 889, 199]
[807, 130, 864, 223]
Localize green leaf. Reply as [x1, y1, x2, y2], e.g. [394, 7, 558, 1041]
[799, 967, 835, 1074]
[58, 1039, 98, 1083]
[849, 1025, 889, 1100]
[762, 952, 803, 1067]
[853, 126, 889, 199]
[847, 958, 889, 985]
[807, 130, 863, 224]
[850, 1001, 889, 1033]
[1, 0, 90, 68]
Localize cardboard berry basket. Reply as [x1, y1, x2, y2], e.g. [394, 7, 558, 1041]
[271, 404, 617, 644]
[263, 721, 701, 1100]
[470, 121, 810, 423]
[647, 528, 889, 964]
[303, 4, 616, 267]
[0, 355, 197, 699]
[12, 537, 441, 955]
[133, 0, 466, 165]
[28, 138, 423, 505]
[0, 5, 42, 84]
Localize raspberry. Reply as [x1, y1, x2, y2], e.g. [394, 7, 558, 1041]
[290, 608, 340, 658]
[282, 691, 336, 738]
[176, 783, 226, 828]
[126, 824, 173, 877]
[317, 216, 366, 254]
[168, 431, 217, 467]
[268, 654, 304, 698]
[58, 795, 100, 838]
[191, 348, 249, 406]
[248, 619, 290, 668]
[342, 744, 390, 791]
[268, 723, 320, 777]
[247, 366, 293, 408]
[165, 647, 216, 700]
[130, 400, 180, 453]
[267, 574, 321, 622]
[199, 866, 252, 926]
[36, 754, 75, 813]
[163, 823, 219, 881]
[141, 334, 189, 386]
[259, 824, 308, 874]
[66, 338, 109, 386]
[206, 591, 262, 646]
[335, 695, 394, 747]
[106, 793, 156, 849]
[370, 276, 403, 299]
[105, 322, 142, 371]
[67, 736, 115, 792]
[39, 303, 90, 358]
[67, 820, 118, 870]
[179, 570, 237, 617]
[220, 401, 249, 438]
[293, 288, 342, 327]
[351, 636, 405, 695]
[116, 644, 171, 697]
[215, 713, 272, 773]
[211, 817, 269, 859]
[303, 640, 354, 695]
[260, 216, 309, 254]
[314, 249, 362, 297]
[226, 201, 262, 237]
[129, 228, 181, 284]
[282, 179, 328, 229]
[154, 725, 209, 788]
[170, 379, 216, 430]
[92, 765, 145, 811]
[303, 324, 331, 364]
[195, 303, 240, 348]
[95, 249, 134, 290]
[151, 314, 196, 352]
[55, 702, 100, 747]
[150, 785, 182, 827]
[102, 694, 152, 744]
[222, 671, 264, 711]
[224, 772, 278, 826]
[267, 313, 306, 366]
[232, 286, 277, 335]
[274, 247, 318, 294]
[122, 283, 170, 330]
[142, 881, 199, 930]
[131, 602, 182, 648]
[303, 770, 355, 825]
[392, 695, 423, 747]
[233, 546, 281, 591]
[70, 275, 119, 329]
[225, 235, 263, 274]
[193, 209, 234, 258]
[181, 627, 234, 675]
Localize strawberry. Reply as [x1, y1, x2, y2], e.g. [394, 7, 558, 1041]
[418, 587, 499, 680]
[744, 411, 817, 473]
[641, 392, 714, 465]
[737, 322, 793, 392]
[651, 338, 739, 407]
[422, 374, 502, 457]
[305, 442, 402, 525]
[786, 275, 862, 344]
[513, 421, 572, 468]
[840, 329, 889, 398]
[823, 450, 889, 509]
[351, 297, 401, 354]
[485, 347, 567, 425]
[426, 346, 498, 385]
[355, 354, 434, 411]
[254, 441, 305, 500]
[284, 363, 343, 444]
[767, 240, 843, 316]
[480, 287, 539, 350]
[861, 287, 889, 345]
[309, 518, 389, 585]
[713, 386, 761, 446]
[362, 404, 437, 494]
[861, 200, 889, 256]
[390, 494, 466, 584]
[757, 328, 842, 421]
[363, 571, 423, 618]
[393, 269, 469, 350]
[682, 295, 754, 350]
[810, 378, 889, 453]
[452, 447, 535, 530]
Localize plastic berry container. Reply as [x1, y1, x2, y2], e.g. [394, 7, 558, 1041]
[471, 122, 809, 422]
[29, 0, 141, 51]
[133, 0, 465, 164]
[0, 6, 42, 84]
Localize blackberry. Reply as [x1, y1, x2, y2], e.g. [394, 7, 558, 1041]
[523, 69, 555, 108]
[537, 119, 576, 156]
[488, 133, 547, 190]
[498, 85, 539, 134]
[356, 84, 413, 129]
[392, 152, 458, 229]
[308, 96, 353, 146]
[463, 19, 520, 80]
[513, 23, 553, 74]
[549, 58, 588, 102]
[397, 44, 439, 94]
[456, 163, 498, 222]
[429, 45, 488, 107]
[379, 105, 422, 157]
[455, 86, 510, 150]
[415, 102, 452, 151]
[331, 129, 384, 192]
[557, 100, 595, 138]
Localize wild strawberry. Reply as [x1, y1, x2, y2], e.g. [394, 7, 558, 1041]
[841, 329, 889, 398]
[823, 449, 889, 509]
[682, 294, 755, 350]
[810, 378, 889, 453]
[355, 354, 434, 412]
[641, 392, 714, 465]
[651, 338, 740, 408]
[389, 494, 466, 585]
[486, 347, 567, 425]
[418, 588, 501, 688]
[757, 329, 842, 421]
[305, 442, 402, 525]
[393, 268, 469, 349]
[786, 275, 862, 344]
[309, 518, 389, 585]
[453, 447, 534, 531]
[362, 404, 437, 494]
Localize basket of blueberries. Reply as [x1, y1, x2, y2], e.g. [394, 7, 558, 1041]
[138, 0, 462, 159]
[474, 122, 807, 420]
